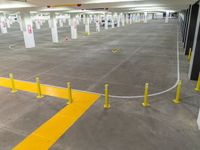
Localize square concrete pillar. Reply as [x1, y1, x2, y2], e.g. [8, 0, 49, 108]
[183, 5, 192, 48]
[189, 3, 200, 80]
[50, 12, 59, 43]
[20, 11, 35, 48]
[185, 4, 199, 55]
[0, 15, 7, 33]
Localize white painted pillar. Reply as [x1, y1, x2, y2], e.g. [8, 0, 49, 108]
[82, 14, 86, 24]
[85, 15, 90, 35]
[117, 13, 120, 27]
[18, 15, 23, 31]
[20, 12, 35, 48]
[165, 11, 170, 23]
[70, 14, 78, 39]
[50, 13, 59, 43]
[125, 14, 129, 24]
[121, 13, 125, 26]
[6, 15, 11, 28]
[130, 14, 133, 24]
[198, 109, 200, 130]
[111, 14, 115, 28]
[59, 19, 64, 27]
[0, 15, 7, 33]
[95, 15, 100, 32]
[35, 20, 41, 29]
[105, 14, 108, 29]
[144, 12, 148, 23]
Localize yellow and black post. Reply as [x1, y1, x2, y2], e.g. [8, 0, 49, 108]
[67, 82, 73, 104]
[172, 80, 182, 104]
[9, 73, 17, 93]
[142, 83, 150, 107]
[104, 84, 111, 109]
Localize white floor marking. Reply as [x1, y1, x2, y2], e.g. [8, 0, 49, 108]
[85, 24, 180, 99]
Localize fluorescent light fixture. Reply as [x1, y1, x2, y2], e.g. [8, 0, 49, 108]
[85, 0, 141, 4]
[0, 1, 34, 9]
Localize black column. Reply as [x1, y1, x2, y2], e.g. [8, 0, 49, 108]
[183, 6, 192, 47]
[185, 4, 199, 55]
[189, 3, 200, 80]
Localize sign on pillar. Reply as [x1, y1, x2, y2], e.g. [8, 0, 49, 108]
[165, 11, 170, 23]
[50, 12, 59, 43]
[70, 15, 78, 39]
[105, 14, 108, 29]
[144, 12, 148, 23]
[20, 12, 35, 48]
[0, 15, 7, 33]
[85, 15, 90, 35]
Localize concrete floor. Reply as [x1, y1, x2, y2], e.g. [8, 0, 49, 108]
[0, 19, 200, 150]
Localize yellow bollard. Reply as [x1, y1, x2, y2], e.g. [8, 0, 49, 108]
[67, 82, 73, 104]
[85, 32, 90, 36]
[172, 80, 182, 104]
[142, 83, 150, 107]
[188, 48, 192, 62]
[9, 73, 17, 93]
[104, 84, 111, 109]
[36, 77, 44, 99]
[195, 73, 200, 92]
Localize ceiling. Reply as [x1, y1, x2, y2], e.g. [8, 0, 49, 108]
[0, 0, 198, 12]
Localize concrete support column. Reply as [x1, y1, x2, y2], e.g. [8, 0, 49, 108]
[70, 14, 78, 39]
[0, 15, 7, 33]
[104, 14, 108, 30]
[59, 19, 64, 27]
[185, 4, 199, 55]
[20, 12, 35, 48]
[165, 11, 170, 23]
[50, 13, 59, 43]
[85, 15, 90, 34]
[111, 14, 115, 28]
[96, 15, 100, 32]
[35, 20, 41, 29]
[144, 12, 148, 23]
[17, 15, 23, 31]
[121, 13, 125, 26]
[117, 14, 120, 27]
[6, 15, 11, 28]
[83, 14, 86, 24]
[183, 6, 192, 48]
[130, 14, 133, 24]
[125, 14, 129, 24]
[189, 3, 200, 80]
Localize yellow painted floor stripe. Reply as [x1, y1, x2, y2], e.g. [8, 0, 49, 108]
[13, 93, 100, 150]
[0, 77, 100, 149]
